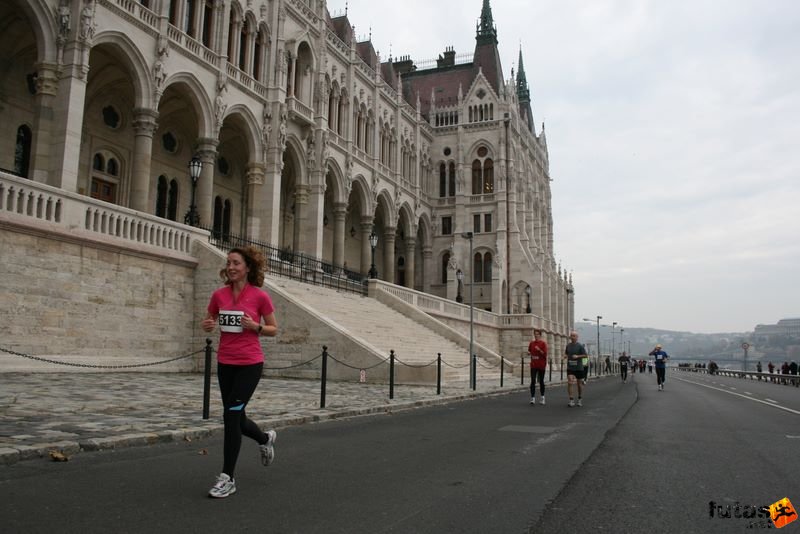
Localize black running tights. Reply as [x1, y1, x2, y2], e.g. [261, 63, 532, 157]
[218, 362, 268, 477]
[530, 368, 546, 397]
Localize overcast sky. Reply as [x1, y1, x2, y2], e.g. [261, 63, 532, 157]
[334, 0, 800, 334]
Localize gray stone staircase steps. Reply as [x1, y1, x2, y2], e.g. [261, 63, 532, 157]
[266, 277, 502, 383]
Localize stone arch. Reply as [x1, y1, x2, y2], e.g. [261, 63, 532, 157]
[348, 174, 372, 218]
[220, 104, 260, 163]
[159, 73, 215, 140]
[92, 31, 154, 109]
[324, 158, 346, 203]
[7, 0, 57, 64]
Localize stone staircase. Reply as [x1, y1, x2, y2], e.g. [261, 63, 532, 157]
[265, 277, 505, 384]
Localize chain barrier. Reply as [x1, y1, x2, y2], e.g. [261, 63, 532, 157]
[327, 353, 389, 371]
[393, 356, 439, 368]
[0, 346, 203, 369]
[264, 354, 324, 370]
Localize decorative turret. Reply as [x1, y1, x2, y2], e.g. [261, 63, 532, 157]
[516, 47, 535, 134]
[516, 48, 530, 103]
[473, 0, 504, 94]
[476, 0, 497, 46]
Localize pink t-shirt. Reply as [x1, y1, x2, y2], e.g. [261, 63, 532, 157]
[207, 284, 275, 365]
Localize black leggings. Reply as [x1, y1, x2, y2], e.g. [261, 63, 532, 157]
[218, 362, 268, 477]
[656, 367, 666, 385]
[530, 368, 545, 397]
[620, 365, 628, 381]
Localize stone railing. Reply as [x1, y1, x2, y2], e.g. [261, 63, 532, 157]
[0, 172, 207, 257]
[370, 278, 545, 330]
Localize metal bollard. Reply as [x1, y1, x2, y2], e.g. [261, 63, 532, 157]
[320, 346, 328, 408]
[521, 356, 525, 386]
[202, 338, 212, 420]
[389, 350, 395, 400]
[437, 353, 442, 395]
[471, 353, 477, 391]
[500, 357, 504, 387]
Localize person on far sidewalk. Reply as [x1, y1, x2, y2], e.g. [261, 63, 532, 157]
[564, 332, 588, 407]
[528, 329, 548, 405]
[649, 344, 669, 391]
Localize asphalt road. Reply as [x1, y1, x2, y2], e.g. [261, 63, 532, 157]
[2, 371, 798, 533]
[532, 370, 800, 533]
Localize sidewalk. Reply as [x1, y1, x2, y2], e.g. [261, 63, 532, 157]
[0, 372, 573, 465]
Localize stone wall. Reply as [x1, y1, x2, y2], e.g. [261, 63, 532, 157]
[0, 222, 198, 372]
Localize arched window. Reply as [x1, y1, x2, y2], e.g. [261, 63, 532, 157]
[223, 199, 232, 238]
[441, 252, 450, 284]
[155, 175, 168, 217]
[167, 179, 179, 221]
[183, 0, 195, 36]
[448, 162, 455, 197]
[14, 125, 32, 178]
[472, 251, 493, 283]
[439, 162, 446, 197]
[213, 196, 223, 238]
[471, 159, 481, 195]
[483, 252, 492, 282]
[106, 158, 119, 176]
[90, 151, 122, 204]
[201, 0, 213, 47]
[483, 159, 494, 193]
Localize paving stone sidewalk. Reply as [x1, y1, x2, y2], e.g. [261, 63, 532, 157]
[0, 372, 567, 465]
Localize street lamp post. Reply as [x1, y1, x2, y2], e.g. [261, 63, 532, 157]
[368, 231, 378, 279]
[525, 284, 532, 313]
[582, 316, 602, 376]
[456, 269, 464, 303]
[461, 231, 474, 387]
[184, 156, 202, 226]
[611, 321, 618, 363]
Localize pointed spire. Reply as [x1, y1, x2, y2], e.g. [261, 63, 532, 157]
[476, 0, 498, 45]
[516, 46, 530, 103]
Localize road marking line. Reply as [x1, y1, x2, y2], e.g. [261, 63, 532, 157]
[765, 398, 778, 404]
[674, 377, 800, 416]
[744, 392, 752, 396]
[787, 435, 800, 439]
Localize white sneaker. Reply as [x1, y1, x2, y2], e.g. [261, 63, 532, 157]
[577, 398, 583, 407]
[259, 430, 277, 466]
[530, 397, 535, 405]
[208, 473, 236, 498]
[568, 399, 575, 407]
[540, 396, 546, 406]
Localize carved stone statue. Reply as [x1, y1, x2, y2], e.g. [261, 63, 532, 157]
[79, 1, 95, 41]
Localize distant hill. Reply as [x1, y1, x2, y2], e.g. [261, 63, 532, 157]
[573, 322, 755, 362]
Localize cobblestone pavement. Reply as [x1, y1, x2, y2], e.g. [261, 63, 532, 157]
[0, 372, 570, 465]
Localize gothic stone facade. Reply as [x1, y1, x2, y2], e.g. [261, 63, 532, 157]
[2, 0, 573, 336]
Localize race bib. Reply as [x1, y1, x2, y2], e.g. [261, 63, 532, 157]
[567, 359, 582, 370]
[218, 310, 244, 333]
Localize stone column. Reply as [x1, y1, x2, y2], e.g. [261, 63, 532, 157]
[332, 202, 347, 269]
[130, 108, 159, 212]
[244, 162, 265, 238]
[195, 138, 218, 227]
[360, 217, 373, 276]
[404, 238, 416, 289]
[30, 63, 59, 184]
[422, 246, 433, 293]
[382, 226, 396, 283]
[49, 49, 89, 191]
[292, 185, 310, 254]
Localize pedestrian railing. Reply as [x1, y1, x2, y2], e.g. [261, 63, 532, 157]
[674, 366, 799, 386]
